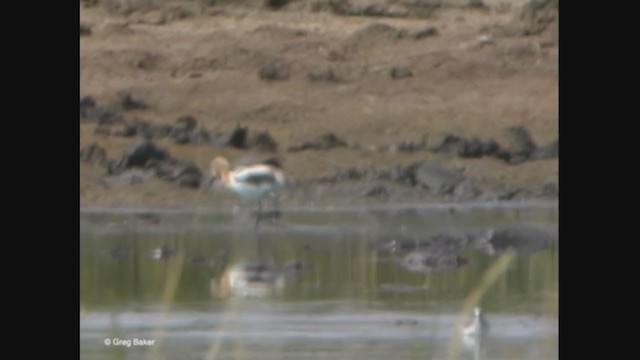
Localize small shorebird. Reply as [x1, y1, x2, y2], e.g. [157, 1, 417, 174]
[149, 245, 177, 260]
[461, 307, 489, 346]
[208, 156, 286, 228]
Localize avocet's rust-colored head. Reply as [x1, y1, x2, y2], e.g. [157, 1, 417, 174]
[210, 156, 231, 176]
[207, 156, 232, 188]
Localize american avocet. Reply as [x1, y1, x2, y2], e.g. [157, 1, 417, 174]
[208, 156, 286, 228]
[461, 307, 489, 344]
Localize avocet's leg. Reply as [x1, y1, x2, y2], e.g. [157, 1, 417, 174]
[272, 195, 281, 217]
[255, 198, 263, 230]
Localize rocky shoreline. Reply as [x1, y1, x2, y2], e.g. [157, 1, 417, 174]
[80, 116, 558, 207]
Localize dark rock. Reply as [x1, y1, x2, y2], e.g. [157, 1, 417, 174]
[361, 5, 392, 17]
[458, 138, 490, 156]
[103, 169, 156, 187]
[136, 122, 155, 139]
[80, 96, 124, 124]
[407, 0, 443, 7]
[364, 4, 389, 17]
[264, 0, 291, 9]
[432, 134, 499, 158]
[497, 188, 526, 200]
[462, 137, 500, 157]
[318, 166, 370, 183]
[115, 124, 138, 137]
[478, 225, 555, 256]
[307, 68, 339, 83]
[259, 61, 290, 81]
[390, 66, 413, 79]
[80, 96, 96, 113]
[402, 0, 442, 17]
[363, 185, 390, 197]
[218, 126, 249, 149]
[176, 172, 202, 188]
[520, 0, 558, 36]
[340, 166, 370, 180]
[106, 142, 204, 188]
[327, 1, 368, 16]
[452, 181, 483, 201]
[468, 0, 487, 9]
[172, 130, 192, 144]
[134, 120, 173, 140]
[95, 109, 124, 125]
[80, 23, 92, 36]
[411, 26, 439, 39]
[495, 150, 527, 165]
[193, 129, 212, 144]
[392, 140, 426, 153]
[505, 126, 537, 152]
[431, 134, 464, 153]
[80, 143, 107, 166]
[377, 163, 417, 185]
[497, 126, 537, 164]
[530, 140, 558, 160]
[170, 117, 199, 144]
[287, 132, 348, 152]
[414, 161, 464, 195]
[153, 159, 203, 188]
[117, 92, 149, 111]
[327, 1, 409, 18]
[80, 0, 99, 8]
[541, 182, 558, 198]
[247, 130, 279, 152]
[175, 115, 198, 132]
[109, 140, 169, 174]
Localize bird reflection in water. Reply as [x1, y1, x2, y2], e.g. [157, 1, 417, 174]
[459, 307, 490, 360]
[210, 231, 307, 299]
[210, 259, 305, 299]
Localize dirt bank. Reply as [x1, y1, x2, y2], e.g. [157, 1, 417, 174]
[80, 0, 558, 210]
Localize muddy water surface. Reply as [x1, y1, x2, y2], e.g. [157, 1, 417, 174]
[80, 202, 558, 360]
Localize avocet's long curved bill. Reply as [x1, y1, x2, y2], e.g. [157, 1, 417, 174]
[206, 175, 218, 189]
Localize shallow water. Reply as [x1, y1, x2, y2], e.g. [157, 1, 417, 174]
[80, 202, 558, 360]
